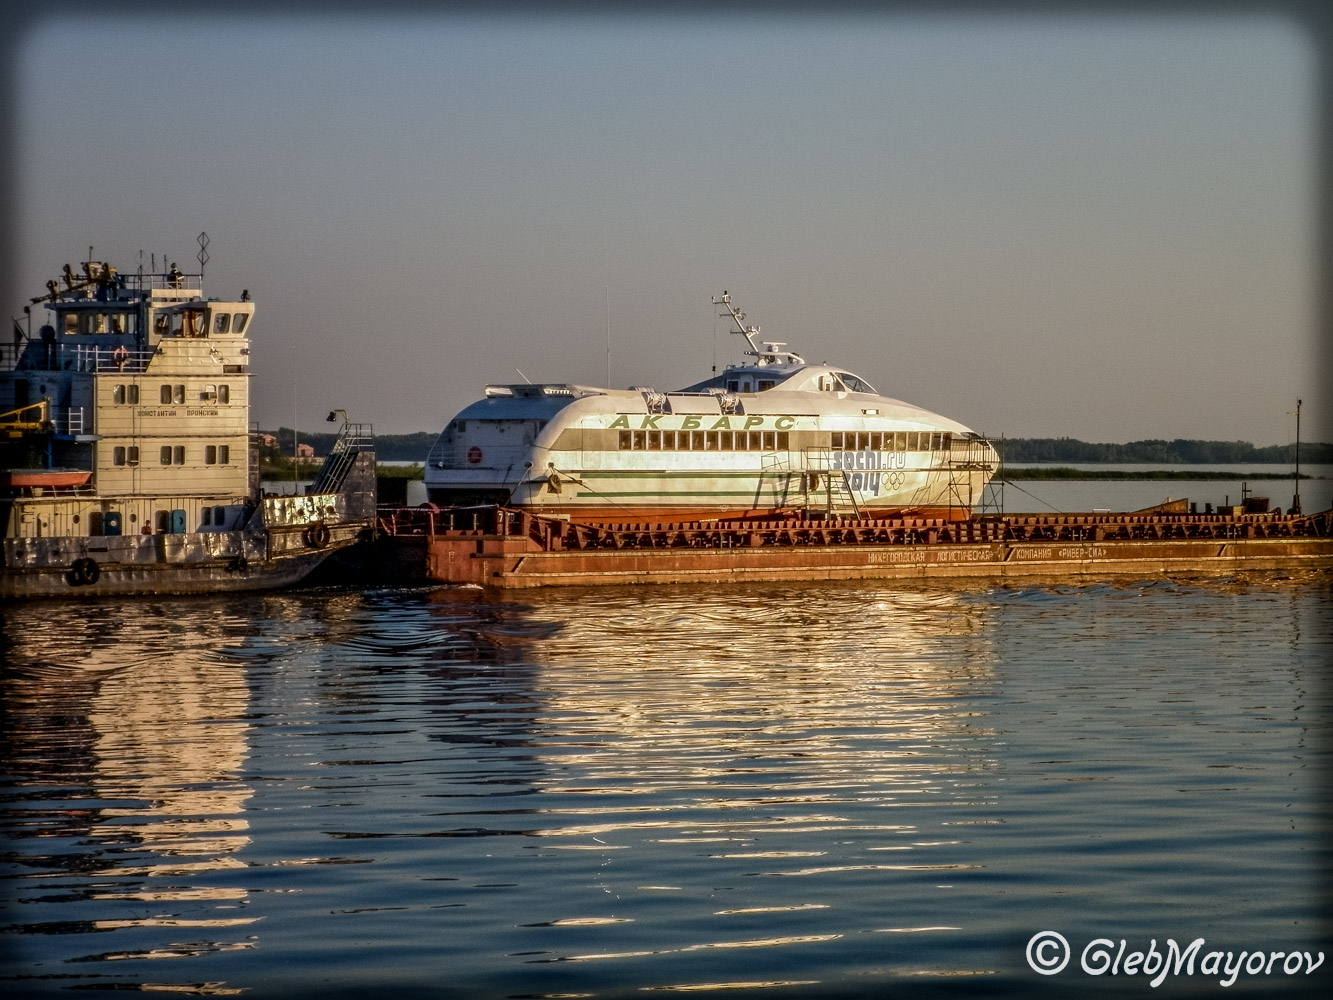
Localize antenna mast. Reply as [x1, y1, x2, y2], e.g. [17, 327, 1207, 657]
[711, 291, 804, 367]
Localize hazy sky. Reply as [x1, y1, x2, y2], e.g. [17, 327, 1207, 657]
[8, 9, 1325, 444]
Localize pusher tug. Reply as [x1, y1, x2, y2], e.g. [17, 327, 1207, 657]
[0, 244, 375, 598]
[425, 292, 999, 523]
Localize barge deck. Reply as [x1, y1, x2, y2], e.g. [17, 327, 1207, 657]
[373, 506, 1333, 588]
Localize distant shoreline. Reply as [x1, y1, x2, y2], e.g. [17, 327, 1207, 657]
[999, 468, 1313, 481]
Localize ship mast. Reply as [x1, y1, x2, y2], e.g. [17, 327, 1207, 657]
[712, 291, 804, 366]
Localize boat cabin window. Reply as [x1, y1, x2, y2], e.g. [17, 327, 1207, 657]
[113, 446, 126, 465]
[219, 445, 230, 464]
[214, 312, 231, 334]
[618, 429, 789, 452]
[233, 313, 249, 334]
[113, 384, 125, 404]
[205, 446, 217, 465]
[218, 384, 230, 403]
[836, 372, 876, 393]
[726, 379, 740, 393]
[758, 379, 776, 391]
[174, 445, 185, 465]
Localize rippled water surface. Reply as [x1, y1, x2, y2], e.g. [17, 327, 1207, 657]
[2, 577, 1329, 998]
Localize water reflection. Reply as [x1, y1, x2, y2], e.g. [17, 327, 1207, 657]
[3, 580, 1322, 998]
[1, 599, 258, 985]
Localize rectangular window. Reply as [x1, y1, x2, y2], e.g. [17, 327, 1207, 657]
[703, 431, 718, 450]
[631, 430, 646, 450]
[173, 445, 185, 465]
[758, 380, 775, 391]
[219, 445, 229, 464]
[690, 431, 705, 451]
[234, 314, 249, 334]
[661, 431, 676, 451]
[128, 384, 139, 404]
[777, 432, 789, 450]
[217, 384, 229, 404]
[155, 510, 170, 533]
[113, 385, 125, 404]
[205, 445, 217, 465]
[113, 446, 126, 465]
[646, 430, 661, 450]
[718, 431, 733, 451]
[619, 430, 631, 450]
[869, 432, 883, 451]
[160, 445, 172, 465]
[202, 506, 212, 526]
[127, 446, 139, 465]
[831, 432, 844, 450]
[214, 313, 231, 334]
[761, 431, 777, 451]
[726, 380, 740, 393]
[173, 384, 185, 404]
[214, 505, 226, 526]
[161, 384, 172, 404]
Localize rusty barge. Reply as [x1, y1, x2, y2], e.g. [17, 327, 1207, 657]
[369, 505, 1333, 589]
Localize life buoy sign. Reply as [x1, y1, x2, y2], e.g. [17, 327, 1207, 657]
[467, 446, 483, 465]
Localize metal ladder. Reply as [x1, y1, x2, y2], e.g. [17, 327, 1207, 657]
[310, 422, 374, 495]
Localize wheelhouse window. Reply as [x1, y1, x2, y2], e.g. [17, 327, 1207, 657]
[837, 372, 876, 393]
[214, 313, 231, 334]
[233, 313, 249, 333]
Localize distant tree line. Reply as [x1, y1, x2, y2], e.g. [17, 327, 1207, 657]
[269, 428, 436, 463]
[995, 438, 1332, 464]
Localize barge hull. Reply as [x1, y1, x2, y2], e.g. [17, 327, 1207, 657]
[377, 507, 1333, 589]
[427, 536, 1333, 588]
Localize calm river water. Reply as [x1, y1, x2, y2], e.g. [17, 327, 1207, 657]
[2, 576, 1329, 999]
